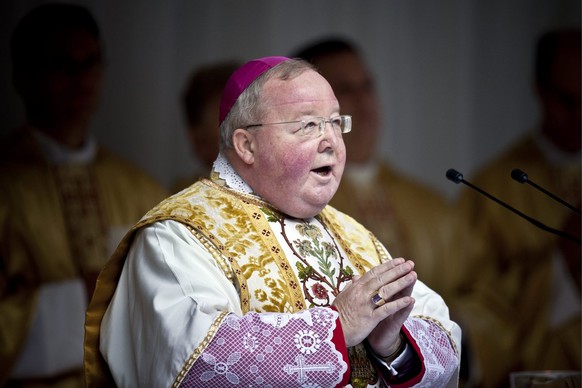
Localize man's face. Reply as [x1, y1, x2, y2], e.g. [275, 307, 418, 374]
[24, 27, 103, 127]
[246, 69, 346, 218]
[538, 44, 581, 153]
[313, 51, 380, 164]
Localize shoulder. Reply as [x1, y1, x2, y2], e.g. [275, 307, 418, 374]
[322, 206, 386, 248]
[137, 180, 218, 225]
[377, 163, 451, 213]
[96, 147, 154, 178]
[471, 134, 539, 184]
[95, 146, 168, 194]
[0, 127, 43, 164]
[322, 205, 367, 231]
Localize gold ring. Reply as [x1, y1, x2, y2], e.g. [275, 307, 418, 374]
[371, 293, 386, 307]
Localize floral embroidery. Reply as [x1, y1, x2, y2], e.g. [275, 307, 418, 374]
[296, 223, 323, 240]
[311, 283, 328, 299]
[270, 216, 355, 307]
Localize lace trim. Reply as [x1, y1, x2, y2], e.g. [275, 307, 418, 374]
[212, 153, 253, 194]
[413, 315, 459, 356]
[404, 317, 460, 387]
[178, 309, 348, 387]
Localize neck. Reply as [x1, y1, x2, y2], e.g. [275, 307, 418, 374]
[29, 117, 90, 149]
[26, 103, 94, 149]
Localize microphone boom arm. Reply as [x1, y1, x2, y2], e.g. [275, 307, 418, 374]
[447, 169, 581, 244]
[511, 168, 581, 215]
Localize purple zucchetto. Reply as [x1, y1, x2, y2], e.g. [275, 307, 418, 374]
[218, 56, 290, 125]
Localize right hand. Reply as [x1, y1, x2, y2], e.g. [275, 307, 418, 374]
[332, 258, 416, 348]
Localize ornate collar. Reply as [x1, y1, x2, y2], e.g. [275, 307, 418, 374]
[211, 152, 254, 194]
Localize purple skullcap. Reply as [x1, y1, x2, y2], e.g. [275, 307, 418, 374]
[219, 56, 290, 125]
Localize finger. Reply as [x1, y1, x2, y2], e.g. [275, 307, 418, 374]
[374, 295, 415, 319]
[368, 297, 416, 350]
[370, 260, 415, 292]
[376, 270, 417, 302]
[364, 258, 406, 288]
[394, 273, 416, 298]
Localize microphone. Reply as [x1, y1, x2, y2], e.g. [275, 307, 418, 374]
[446, 168, 581, 244]
[511, 168, 581, 215]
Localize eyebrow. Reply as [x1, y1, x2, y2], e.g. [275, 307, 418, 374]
[299, 103, 341, 117]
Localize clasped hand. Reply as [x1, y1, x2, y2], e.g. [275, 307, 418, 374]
[332, 258, 416, 356]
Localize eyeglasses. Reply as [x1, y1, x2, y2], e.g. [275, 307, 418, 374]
[245, 115, 352, 138]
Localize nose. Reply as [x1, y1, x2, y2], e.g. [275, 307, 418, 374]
[318, 120, 341, 152]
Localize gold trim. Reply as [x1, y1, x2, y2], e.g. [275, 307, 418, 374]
[201, 179, 279, 211]
[371, 233, 393, 262]
[413, 315, 460, 356]
[186, 225, 234, 283]
[172, 311, 230, 387]
[184, 222, 249, 314]
[245, 206, 305, 313]
[318, 209, 377, 275]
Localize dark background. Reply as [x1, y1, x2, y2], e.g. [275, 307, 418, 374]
[1, 0, 580, 197]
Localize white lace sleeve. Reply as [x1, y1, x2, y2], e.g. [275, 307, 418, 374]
[177, 309, 349, 387]
[403, 317, 460, 387]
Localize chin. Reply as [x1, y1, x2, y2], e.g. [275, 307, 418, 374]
[283, 202, 327, 220]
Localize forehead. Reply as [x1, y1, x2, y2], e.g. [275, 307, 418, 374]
[41, 28, 101, 59]
[260, 69, 339, 117]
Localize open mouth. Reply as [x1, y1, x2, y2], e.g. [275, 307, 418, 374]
[312, 166, 332, 176]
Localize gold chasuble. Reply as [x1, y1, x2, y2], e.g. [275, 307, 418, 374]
[85, 173, 458, 387]
[85, 178, 391, 387]
[456, 134, 581, 387]
[0, 127, 167, 386]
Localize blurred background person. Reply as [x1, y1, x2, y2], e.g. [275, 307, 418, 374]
[0, 3, 167, 386]
[292, 37, 458, 300]
[172, 60, 240, 193]
[453, 28, 581, 387]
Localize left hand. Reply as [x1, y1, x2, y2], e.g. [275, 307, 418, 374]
[366, 259, 416, 357]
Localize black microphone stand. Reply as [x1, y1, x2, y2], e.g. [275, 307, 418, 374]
[447, 169, 581, 245]
[511, 168, 581, 215]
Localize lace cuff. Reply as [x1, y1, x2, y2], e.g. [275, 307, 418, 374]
[178, 309, 349, 386]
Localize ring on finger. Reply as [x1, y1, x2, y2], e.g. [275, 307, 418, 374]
[371, 292, 386, 307]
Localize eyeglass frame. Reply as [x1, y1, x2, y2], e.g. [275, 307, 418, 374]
[244, 115, 352, 138]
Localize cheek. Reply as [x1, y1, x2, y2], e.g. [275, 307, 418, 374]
[259, 142, 313, 183]
[280, 149, 313, 180]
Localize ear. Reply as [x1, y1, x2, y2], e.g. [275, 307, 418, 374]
[232, 128, 256, 165]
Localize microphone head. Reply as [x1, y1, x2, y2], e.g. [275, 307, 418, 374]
[511, 168, 528, 183]
[446, 168, 464, 184]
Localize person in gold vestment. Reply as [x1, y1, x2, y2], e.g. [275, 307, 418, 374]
[0, 4, 167, 386]
[453, 28, 581, 387]
[292, 38, 457, 300]
[84, 56, 461, 387]
[172, 60, 240, 193]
